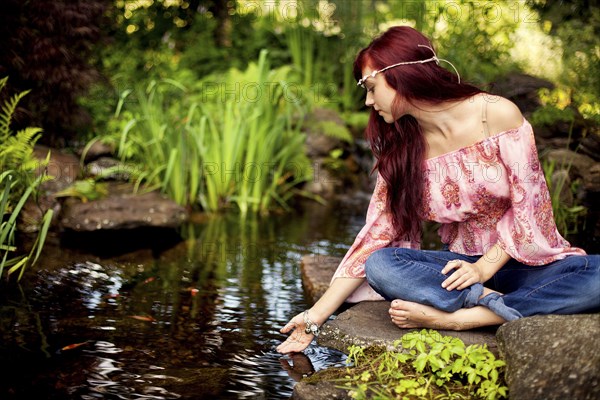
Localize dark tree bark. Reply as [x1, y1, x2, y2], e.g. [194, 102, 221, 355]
[208, 0, 233, 47]
[0, 0, 110, 146]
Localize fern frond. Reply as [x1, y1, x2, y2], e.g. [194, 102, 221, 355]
[317, 120, 354, 143]
[0, 127, 42, 171]
[0, 76, 7, 94]
[0, 89, 31, 139]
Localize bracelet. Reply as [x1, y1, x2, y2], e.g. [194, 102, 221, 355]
[303, 310, 320, 336]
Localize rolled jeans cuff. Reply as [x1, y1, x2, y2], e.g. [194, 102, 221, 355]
[464, 283, 484, 308]
[478, 292, 523, 321]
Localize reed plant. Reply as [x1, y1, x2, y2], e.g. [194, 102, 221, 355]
[200, 50, 312, 214]
[108, 50, 312, 215]
[285, 23, 316, 88]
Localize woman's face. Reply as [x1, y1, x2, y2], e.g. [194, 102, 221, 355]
[361, 67, 400, 124]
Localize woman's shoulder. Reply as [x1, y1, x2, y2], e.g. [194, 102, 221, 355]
[481, 94, 525, 136]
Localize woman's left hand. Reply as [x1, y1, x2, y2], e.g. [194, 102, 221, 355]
[441, 260, 483, 291]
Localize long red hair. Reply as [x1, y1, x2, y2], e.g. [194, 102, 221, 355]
[353, 26, 483, 242]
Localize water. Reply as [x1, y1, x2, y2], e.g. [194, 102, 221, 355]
[0, 202, 369, 399]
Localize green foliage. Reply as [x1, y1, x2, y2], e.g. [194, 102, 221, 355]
[531, 85, 588, 237]
[527, 2, 600, 123]
[338, 329, 508, 400]
[0, 77, 53, 281]
[541, 159, 587, 237]
[193, 49, 314, 215]
[103, 50, 313, 215]
[531, 88, 576, 127]
[0, 77, 44, 205]
[316, 120, 353, 143]
[52, 179, 109, 203]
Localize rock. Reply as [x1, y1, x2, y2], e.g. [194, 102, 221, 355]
[496, 314, 600, 400]
[33, 144, 80, 193]
[60, 188, 188, 231]
[303, 107, 351, 158]
[302, 161, 343, 200]
[77, 139, 115, 162]
[18, 145, 81, 232]
[300, 253, 499, 355]
[543, 149, 596, 180]
[300, 254, 341, 304]
[292, 380, 350, 400]
[318, 301, 499, 355]
[85, 156, 132, 180]
[490, 73, 554, 115]
[579, 129, 600, 162]
[583, 163, 600, 193]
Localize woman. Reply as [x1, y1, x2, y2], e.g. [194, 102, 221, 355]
[276, 26, 599, 354]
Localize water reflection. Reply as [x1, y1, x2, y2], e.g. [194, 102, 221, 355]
[0, 204, 361, 399]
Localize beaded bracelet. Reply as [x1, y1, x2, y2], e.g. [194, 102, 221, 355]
[303, 310, 320, 336]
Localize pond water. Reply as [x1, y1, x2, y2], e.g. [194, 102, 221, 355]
[0, 202, 373, 400]
[5, 196, 589, 400]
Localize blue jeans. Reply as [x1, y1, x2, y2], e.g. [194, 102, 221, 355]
[364, 248, 600, 321]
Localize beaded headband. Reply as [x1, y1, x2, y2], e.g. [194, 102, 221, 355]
[357, 44, 461, 87]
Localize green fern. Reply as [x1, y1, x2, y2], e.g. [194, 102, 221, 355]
[0, 127, 43, 170]
[0, 77, 52, 282]
[0, 77, 31, 141]
[316, 120, 354, 143]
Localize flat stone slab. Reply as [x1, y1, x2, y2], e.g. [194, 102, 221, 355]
[300, 254, 340, 304]
[300, 253, 498, 354]
[318, 301, 498, 355]
[60, 188, 188, 231]
[496, 314, 600, 400]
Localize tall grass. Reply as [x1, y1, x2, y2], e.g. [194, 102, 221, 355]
[109, 50, 313, 216]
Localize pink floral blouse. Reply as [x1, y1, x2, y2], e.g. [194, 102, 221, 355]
[332, 119, 587, 302]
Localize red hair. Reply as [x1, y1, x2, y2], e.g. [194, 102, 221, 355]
[353, 26, 483, 242]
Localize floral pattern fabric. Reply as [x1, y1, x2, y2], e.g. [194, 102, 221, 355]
[332, 119, 586, 302]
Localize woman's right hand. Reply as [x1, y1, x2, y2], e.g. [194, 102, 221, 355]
[276, 312, 314, 354]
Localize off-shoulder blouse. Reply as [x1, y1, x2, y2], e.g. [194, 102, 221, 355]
[332, 119, 587, 302]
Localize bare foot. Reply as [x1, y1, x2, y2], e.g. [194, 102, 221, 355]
[389, 300, 452, 330]
[388, 299, 506, 331]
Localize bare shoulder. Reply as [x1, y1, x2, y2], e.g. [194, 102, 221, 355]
[481, 94, 524, 136]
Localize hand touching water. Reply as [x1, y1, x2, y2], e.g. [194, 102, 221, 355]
[276, 312, 314, 354]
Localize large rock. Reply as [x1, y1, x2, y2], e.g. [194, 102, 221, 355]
[543, 149, 596, 180]
[303, 107, 350, 158]
[318, 301, 499, 355]
[18, 145, 82, 232]
[490, 73, 554, 115]
[33, 145, 80, 192]
[496, 314, 600, 400]
[60, 189, 188, 231]
[300, 254, 499, 355]
[300, 254, 341, 304]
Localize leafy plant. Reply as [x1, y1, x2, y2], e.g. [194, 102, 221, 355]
[315, 120, 353, 143]
[333, 329, 508, 400]
[104, 50, 314, 215]
[192, 49, 314, 215]
[0, 77, 53, 281]
[531, 88, 576, 127]
[52, 178, 108, 203]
